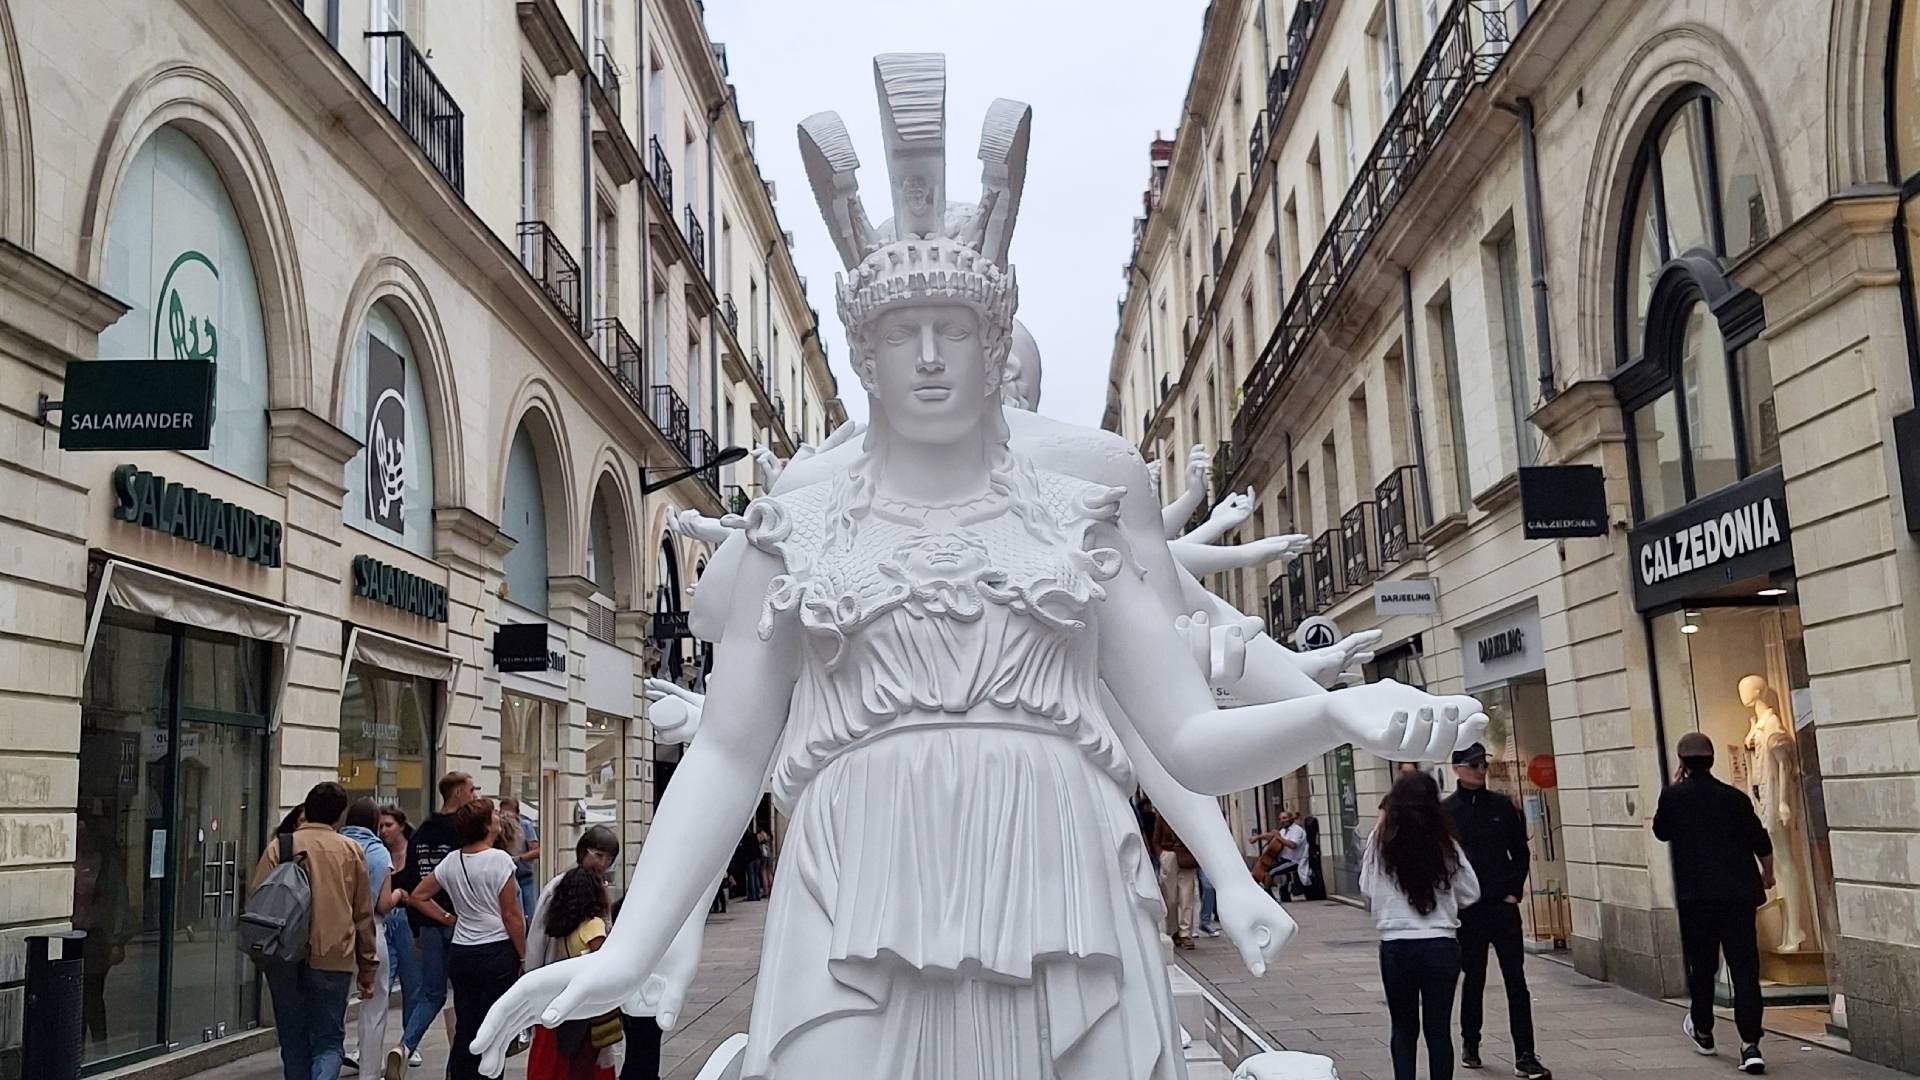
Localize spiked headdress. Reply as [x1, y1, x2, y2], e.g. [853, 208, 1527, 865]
[798, 54, 1030, 370]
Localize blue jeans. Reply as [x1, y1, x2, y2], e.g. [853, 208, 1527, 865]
[1198, 868, 1218, 930]
[517, 874, 538, 926]
[400, 923, 452, 1053]
[263, 962, 352, 1080]
[385, 908, 420, 1007]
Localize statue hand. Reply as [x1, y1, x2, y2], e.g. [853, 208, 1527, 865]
[1235, 1051, 1338, 1079]
[1207, 487, 1256, 532]
[1325, 679, 1486, 763]
[751, 445, 784, 488]
[643, 678, 706, 745]
[1174, 611, 1215, 681]
[1209, 616, 1258, 687]
[1298, 629, 1384, 689]
[621, 904, 709, 1030]
[1185, 443, 1213, 488]
[1215, 879, 1296, 977]
[1240, 533, 1311, 567]
[473, 951, 633, 1077]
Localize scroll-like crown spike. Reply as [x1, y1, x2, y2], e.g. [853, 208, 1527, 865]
[873, 53, 947, 242]
[797, 110, 876, 270]
[975, 98, 1032, 268]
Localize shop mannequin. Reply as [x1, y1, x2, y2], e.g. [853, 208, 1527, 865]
[1739, 674, 1818, 953]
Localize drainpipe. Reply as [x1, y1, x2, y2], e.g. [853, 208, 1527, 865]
[579, 0, 594, 334]
[707, 97, 723, 452]
[636, 1, 650, 383]
[1384, 0, 1405, 99]
[1258, 1, 1287, 316]
[1515, 97, 1556, 401]
[1400, 268, 1435, 528]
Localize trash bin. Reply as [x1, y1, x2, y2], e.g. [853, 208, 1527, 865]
[22, 931, 86, 1080]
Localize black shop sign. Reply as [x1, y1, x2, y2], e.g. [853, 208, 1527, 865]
[112, 464, 282, 567]
[352, 554, 448, 623]
[58, 360, 216, 451]
[1628, 467, 1792, 611]
[1519, 465, 1608, 539]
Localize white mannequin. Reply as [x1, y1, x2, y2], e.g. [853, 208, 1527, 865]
[474, 56, 1479, 1079]
[1740, 674, 1818, 952]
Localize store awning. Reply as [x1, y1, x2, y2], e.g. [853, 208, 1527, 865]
[342, 626, 463, 692]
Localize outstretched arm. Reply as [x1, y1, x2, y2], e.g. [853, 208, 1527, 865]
[472, 547, 798, 1075]
[1160, 444, 1211, 539]
[1170, 534, 1309, 576]
[1182, 486, 1256, 545]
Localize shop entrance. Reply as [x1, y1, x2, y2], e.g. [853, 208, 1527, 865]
[1478, 674, 1570, 952]
[77, 609, 270, 1071]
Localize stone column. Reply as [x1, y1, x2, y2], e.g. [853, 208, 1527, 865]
[435, 508, 507, 791]
[615, 608, 655, 885]
[547, 575, 598, 866]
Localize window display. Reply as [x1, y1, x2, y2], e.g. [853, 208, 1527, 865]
[501, 692, 557, 879]
[584, 712, 624, 894]
[338, 662, 435, 825]
[1478, 675, 1568, 951]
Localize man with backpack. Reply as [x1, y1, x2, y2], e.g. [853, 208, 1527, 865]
[246, 781, 377, 1080]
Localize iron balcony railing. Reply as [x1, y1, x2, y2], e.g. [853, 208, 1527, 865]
[721, 294, 738, 334]
[752, 348, 767, 391]
[688, 429, 720, 496]
[594, 317, 644, 403]
[684, 206, 706, 275]
[1312, 531, 1339, 604]
[648, 135, 673, 207]
[1267, 577, 1289, 639]
[1159, 373, 1170, 402]
[365, 30, 465, 195]
[595, 41, 622, 118]
[1182, 317, 1195, 355]
[1376, 463, 1427, 564]
[1233, 0, 1531, 466]
[1341, 502, 1380, 589]
[1212, 441, 1237, 504]
[1267, 57, 1290, 121]
[1230, 178, 1245, 224]
[1287, 547, 1313, 621]
[649, 384, 692, 460]
[723, 484, 750, 516]
[1249, 113, 1268, 175]
[1286, 0, 1318, 74]
[772, 393, 786, 431]
[517, 221, 583, 333]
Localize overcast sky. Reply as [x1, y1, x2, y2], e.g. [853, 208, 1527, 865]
[701, 0, 1208, 430]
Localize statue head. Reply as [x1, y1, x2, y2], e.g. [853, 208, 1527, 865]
[798, 54, 1031, 446]
[1001, 319, 1042, 410]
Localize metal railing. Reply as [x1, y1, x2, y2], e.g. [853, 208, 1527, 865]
[365, 30, 465, 195]
[1312, 531, 1338, 605]
[1230, 178, 1245, 224]
[1159, 373, 1170, 402]
[1286, 0, 1318, 74]
[752, 348, 767, 391]
[1249, 114, 1268, 175]
[649, 384, 691, 460]
[1267, 56, 1290, 122]
[1376, 464, 1427, 564]
[594, 317, 644, 403]
[771, 393, 786, 431]
[723, 484, 750, 516]
[595, 41, 621, 118]
[1212, 441, 1237, 504]
[1268, 577, 1290, 639]
[1340, 502, 1379, 589]
[684, 206, 706, 275]
[688, 428, 719, 496]
[648, 135, 673, 207]
[721, 294, 738, 334]
[517, 221, 582, 332]
[1234, 0, 1531, 463]
[1287, 548, 1313, 622]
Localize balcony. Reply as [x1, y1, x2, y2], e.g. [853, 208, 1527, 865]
[1312, 531, 1338, 605]
[1212, 441, 1237, 504]
[752, 347, 767, 390]
[684, 206, 706, 275]
[1340, 502, 1379, 589]
[1286, 0, 1317, 75]
[1287, 549, 1313, 622]
[594, 40, 621, 118]
[365, 30, 465, 195]
[1376, 464, 1427, 564]
[593, 317, 644, 404]
[517, 221, 582, 333]
[723, 484, 750, 516]
[1234, 1, 1532, 467]
[649, 384, 692, 461]
[1267, 577, 1289, 639]
[648, 135, 673, 208]
[688, 428, 720, 497]
[1230, 178, 1245, 223]
[1159, 373, 1170, 403]
[1266, 57, 1290, 121]
[1248, 114, 1268, 175]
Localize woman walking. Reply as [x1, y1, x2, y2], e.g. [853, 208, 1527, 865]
[527, 868, 619, 1080]
[378, 809, 420, 1009]
[1362, 772, 1481, 1080]
[408, 798, 524, 1080]
[343, 798, 403, 1071]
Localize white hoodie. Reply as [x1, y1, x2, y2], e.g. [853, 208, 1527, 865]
[1360, 837, 1482, 940]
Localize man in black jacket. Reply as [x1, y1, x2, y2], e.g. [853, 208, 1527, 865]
[1445, 743, 1550, 1080]
[1654, 731, 1773, 1074]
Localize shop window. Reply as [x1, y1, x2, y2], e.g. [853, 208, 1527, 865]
[338, 663, 436, 825]
[97, 126, 270, 482]
[587, 491, 618, 599]
[500, 692, 557, 880]
[1477, 675, 1568, 949]
[502, 423, 550, 614]
[584, 712, 624, 895]
[342, 301, 435, 555]
[1679, 301, 1739, 496]
[1631, 392, 1686, 520]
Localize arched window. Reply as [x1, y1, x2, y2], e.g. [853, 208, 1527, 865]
[1614, 88, 1777, 522]
[97, 126, 270, 481]
[502, 423, 549, 613]
[654, 536, 681, 679]
[342, 301, 434, 554]
[587, 489, 618, 600]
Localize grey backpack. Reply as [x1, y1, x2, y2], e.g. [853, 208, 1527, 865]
[239, 833, 311, 966]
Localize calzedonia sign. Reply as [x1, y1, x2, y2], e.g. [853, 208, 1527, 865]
[112, 464, 282, 567]
[1628, 466, 1791, 611]
[352, 554, 448, 623]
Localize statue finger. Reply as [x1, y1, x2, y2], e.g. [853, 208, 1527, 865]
[1403, 707, 1435, 759]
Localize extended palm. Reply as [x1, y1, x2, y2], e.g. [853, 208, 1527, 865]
[1324, 678, 1487, 762]
[473, 950, 632, 1077]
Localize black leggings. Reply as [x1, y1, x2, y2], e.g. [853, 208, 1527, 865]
[447, 940, 520, 1080]
[1380, 936, 1461, 1080]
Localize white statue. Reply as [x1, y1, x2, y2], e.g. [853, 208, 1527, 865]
[474, 55, 1481, 1079]
[1161, 443, 1213, 538]
[1740, 674, 1819, 953]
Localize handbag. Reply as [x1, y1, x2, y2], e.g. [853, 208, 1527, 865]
[553, 919, 622, 1058]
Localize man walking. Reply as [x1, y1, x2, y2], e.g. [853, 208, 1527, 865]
[250, 782, 377, 1080]
[1151, 813, 1200, 949]
[387, 771, 473, 1076]
[1655, 731, 1773, 1074]
[1444, 744, 1551, 1079]
[500, 796, 541, 922]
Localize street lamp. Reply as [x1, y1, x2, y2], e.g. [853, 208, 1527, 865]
[640, 444, 749, 495]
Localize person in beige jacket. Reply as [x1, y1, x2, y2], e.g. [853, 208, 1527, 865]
[251, 781, 378, 1080]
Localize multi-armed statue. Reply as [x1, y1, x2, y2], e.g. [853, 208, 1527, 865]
[476, 54, 1482, 1079]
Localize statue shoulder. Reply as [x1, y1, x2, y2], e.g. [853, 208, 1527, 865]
[1006, 410, 1148, 490]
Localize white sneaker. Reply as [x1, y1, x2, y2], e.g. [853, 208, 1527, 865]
[1739, 1043, 1765, 1074]
[408, 1050, 423, 1068]
[383, 1046, 407, 1080]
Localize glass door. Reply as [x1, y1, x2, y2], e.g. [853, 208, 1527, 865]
[169, 719, 265, 1046]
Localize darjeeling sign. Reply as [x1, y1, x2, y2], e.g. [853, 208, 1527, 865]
[1628, 467, 1792, 611]
[111, 464, 283, 567]
[352, 554, 448, 623]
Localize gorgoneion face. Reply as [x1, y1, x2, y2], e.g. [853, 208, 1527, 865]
[867, 303, 989, 445]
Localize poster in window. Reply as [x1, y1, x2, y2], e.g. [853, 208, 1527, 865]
[365, 336, 407, 533]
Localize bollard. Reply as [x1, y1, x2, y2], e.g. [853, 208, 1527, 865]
[22, 931, 86, 1080]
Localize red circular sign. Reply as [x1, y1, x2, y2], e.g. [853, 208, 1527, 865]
[1527, 754, 1558, 790]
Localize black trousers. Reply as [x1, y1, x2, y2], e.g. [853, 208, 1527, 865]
[1458, 903, 1535, 1056]
[446, 940, 520, 1080]
[1679, 899, 1764, 1045]
[1380, 937, 1461, 1080]
[620, 1014, 663, 1080]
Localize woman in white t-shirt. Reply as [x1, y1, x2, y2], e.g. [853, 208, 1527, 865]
[409, 798, 525, 1080]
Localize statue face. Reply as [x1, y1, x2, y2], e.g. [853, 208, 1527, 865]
[868, 303, 988, 444]
[894, 531, 990, 581]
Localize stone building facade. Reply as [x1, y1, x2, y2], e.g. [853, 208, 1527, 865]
[0, 0, 841, 1072]
[1107, 0, 1920, 1068]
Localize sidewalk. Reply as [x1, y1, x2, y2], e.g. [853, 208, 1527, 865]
[1176, 899, 1902, 1080]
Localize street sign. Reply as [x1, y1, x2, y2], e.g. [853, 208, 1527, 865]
[1294, 615, 1340, 652]
[1374, 578, 1438, 616]
[56, 359, 216, 451]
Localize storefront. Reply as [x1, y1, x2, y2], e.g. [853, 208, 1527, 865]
[497, 605, 565, 889]
[583, 631, 634, 896]
[1459, 603, 1569, 952]
[337, 553, 458, 827]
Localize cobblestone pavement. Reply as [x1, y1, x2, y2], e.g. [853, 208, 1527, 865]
[1177, 899, 1901, 1080]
